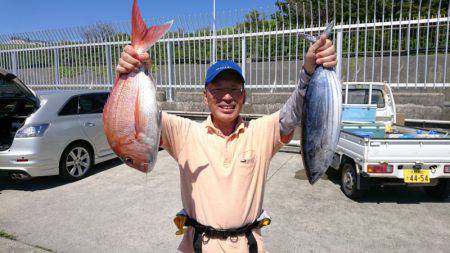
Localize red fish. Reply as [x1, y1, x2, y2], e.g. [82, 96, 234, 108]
[102, 0, 172, 173]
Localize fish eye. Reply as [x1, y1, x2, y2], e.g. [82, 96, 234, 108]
[124, 156, 134, 164]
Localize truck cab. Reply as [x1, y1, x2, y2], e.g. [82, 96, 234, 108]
[341, 82, 396, 125]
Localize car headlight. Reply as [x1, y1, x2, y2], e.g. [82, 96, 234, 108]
[15, 124, 49, 138]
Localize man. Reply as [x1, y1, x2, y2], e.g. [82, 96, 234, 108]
[116, 34, 336, 252]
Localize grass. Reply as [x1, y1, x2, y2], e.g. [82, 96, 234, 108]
[0, 229, 17, 240]
[0, 229, 55, 252]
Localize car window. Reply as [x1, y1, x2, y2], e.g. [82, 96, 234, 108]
[79, 93, 109, 114]
[0, 99, 35, 115]
[342, 89, 385, 108]
[59, 96, 79, 116]
[343, 89, 366, 104]
[0, 77, 25, 98]
[370, 90, 385, 108]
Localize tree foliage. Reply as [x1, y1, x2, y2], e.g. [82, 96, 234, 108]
[273, 0, 450, 26]
[81, 23, 117, 42]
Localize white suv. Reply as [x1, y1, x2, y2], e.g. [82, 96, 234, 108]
[0, 68, 116, 180]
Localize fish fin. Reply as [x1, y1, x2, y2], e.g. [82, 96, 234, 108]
[132, 0, 173, 52]
[321, 21, 334, 38]
[298, 33, 317, 43]
[134, 85, 145, 140]
[156, 109, 162, 128]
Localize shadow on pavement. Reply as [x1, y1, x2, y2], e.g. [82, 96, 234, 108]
[294, 169, 450, 204]
[354, 187, 450, 204]
[0, 158, 122, 193]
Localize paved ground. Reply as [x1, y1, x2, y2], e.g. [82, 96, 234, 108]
[1, 151, 449, 253]
[0, 238, 48, 253]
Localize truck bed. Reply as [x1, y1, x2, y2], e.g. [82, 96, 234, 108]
[342, 124, 449, 140]
[339, 125, 450, 164]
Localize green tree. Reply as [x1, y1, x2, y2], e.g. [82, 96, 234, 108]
[273, 0, 449, 26]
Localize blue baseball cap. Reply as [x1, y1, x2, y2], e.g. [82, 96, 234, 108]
[205, 60, 245, 86]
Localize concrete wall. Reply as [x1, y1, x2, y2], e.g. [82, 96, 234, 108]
[340, 54, 450, 85]
[391, 88, 449, 120]
[156, 87, 450, 121]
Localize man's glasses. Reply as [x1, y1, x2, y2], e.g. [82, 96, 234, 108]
[207, 87, 244, 97]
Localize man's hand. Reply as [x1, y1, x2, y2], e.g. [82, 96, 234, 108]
[303, 34, 336, 75]
[116, 45, 152, 75]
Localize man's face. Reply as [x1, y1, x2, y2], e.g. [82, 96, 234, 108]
[203, 79, 246, 125]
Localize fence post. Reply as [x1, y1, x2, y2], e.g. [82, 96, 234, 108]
[11, 52, 18, 75]
[212, 0, 217, 63]
[241, 37, 246, 80]
[105, 45, 113, 87]
[166, 41, 174, 102]
[336, 29, 343, 80]
[54, 48, 60, 85]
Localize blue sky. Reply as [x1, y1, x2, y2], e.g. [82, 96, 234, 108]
[2, 0, 278, 35]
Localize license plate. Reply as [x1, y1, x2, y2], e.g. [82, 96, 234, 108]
[404, 169, 430, 183]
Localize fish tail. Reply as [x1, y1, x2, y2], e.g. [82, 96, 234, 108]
[132, 0, 173, 52]
[321, 21, 334, 38]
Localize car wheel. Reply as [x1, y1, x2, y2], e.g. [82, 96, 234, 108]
[340, 162, 365, 199]
[423, 179, 449, 200]
[59, 143, 93, 181]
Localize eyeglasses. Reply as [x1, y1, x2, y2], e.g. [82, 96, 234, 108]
[207, 87, 244, 97]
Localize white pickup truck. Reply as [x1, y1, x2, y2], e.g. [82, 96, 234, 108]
[329, 82, 450, 200]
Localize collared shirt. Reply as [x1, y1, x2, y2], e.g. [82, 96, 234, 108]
[161, 111, 291, 253]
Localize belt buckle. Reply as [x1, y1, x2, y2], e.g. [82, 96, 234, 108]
[174, 215, 187, 235]
[258, 217, 271, 227]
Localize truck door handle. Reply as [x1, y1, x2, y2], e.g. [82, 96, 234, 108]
[85, 122, 95, 127]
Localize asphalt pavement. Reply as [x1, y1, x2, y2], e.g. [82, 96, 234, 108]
[0, 150, 449, 253]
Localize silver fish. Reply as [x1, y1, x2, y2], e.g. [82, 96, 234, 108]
[299, 22, 342, 184]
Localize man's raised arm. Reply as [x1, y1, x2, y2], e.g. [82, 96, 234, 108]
[279, 35, 337, 138]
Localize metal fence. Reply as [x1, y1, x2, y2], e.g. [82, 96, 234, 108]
[0, 0, 449, 95]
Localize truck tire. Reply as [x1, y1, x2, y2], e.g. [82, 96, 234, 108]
[423, 179, 449, 200]
[340, 162, 365, 199]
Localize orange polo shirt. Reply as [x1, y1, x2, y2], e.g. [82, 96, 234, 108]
[160, 111, 291, 253]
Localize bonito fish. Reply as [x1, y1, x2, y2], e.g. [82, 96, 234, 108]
[102, 0, 172, 173]
[299, 22, 342, 184]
